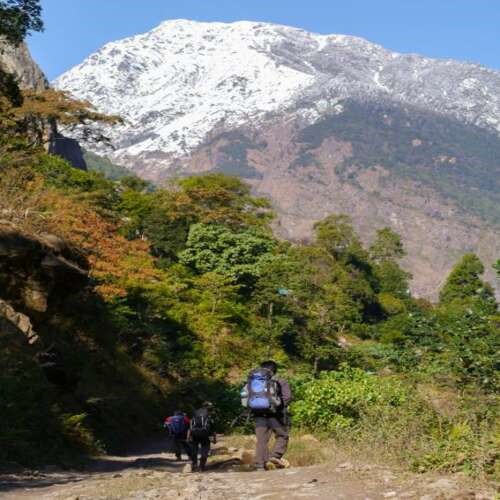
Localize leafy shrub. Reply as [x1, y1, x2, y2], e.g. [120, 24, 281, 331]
[60, 413, 104, 455]
[410, 394, 499, 478]
[291, 366, 499, 479]
[291, 366, 407, 433]
[378, 292, 406, 316]
[0, 348, 64, 466]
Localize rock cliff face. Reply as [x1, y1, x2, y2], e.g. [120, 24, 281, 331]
[0, 222, 164, 465]
[0, 221, 90, 410]
[0, 38, 48, 91]
[0, 222, 88, 345]
[0, 39, 87, 169]
[53, 20, 500, 296]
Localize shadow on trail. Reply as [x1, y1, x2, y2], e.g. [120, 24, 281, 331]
[0, 435, 186, 494]
[0, 434, 256, 495]
[100, 433, 175, 459]
[0, 473, 87, 494]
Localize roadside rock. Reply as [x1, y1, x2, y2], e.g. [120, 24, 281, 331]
[0, 298, 39, 344]
[0, 222, 88, 316]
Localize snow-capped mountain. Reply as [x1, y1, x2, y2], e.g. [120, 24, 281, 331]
[54, 20, 500, 298]
[55, 19, 500, 166]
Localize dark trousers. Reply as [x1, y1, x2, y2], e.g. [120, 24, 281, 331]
[172, 436, 191, 459]
[255, 415, 290, 467]
[191, 438, 211, 468]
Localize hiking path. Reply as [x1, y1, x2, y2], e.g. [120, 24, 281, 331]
[0, 436, 495, 499]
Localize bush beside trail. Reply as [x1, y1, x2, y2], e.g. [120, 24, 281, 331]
[289, 367, 499, 480]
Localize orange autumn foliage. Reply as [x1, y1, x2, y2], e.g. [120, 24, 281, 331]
[39, 190, 160, 298]
[0, 166, 160, 299]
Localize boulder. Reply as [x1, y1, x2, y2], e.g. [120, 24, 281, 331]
[0, 298, 39, 344]
[0, 222, 88, 315]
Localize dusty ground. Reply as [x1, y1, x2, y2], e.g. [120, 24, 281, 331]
[0, 437, 496, 499]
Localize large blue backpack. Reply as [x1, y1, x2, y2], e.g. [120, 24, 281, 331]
[244, 368, 282, 414]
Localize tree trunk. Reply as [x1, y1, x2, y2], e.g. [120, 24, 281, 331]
[267, 301, 273, 356]
[313, 355, 319, 377]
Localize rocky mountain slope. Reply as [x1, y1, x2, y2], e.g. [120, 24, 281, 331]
[0, 38, 87, 169]
[54, 20, 500, 297]
[0, 38, 48, 91]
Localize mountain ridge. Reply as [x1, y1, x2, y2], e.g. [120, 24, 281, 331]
[53, 19, 500, 297]
[54, 19, 500, 163]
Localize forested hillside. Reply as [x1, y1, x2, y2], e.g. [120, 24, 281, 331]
[0, 0, 499, 482]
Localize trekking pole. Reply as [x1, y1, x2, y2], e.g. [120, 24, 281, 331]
[229, 409, 245, 429]
[229, 409, 250, 429]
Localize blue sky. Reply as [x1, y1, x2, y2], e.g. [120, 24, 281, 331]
[29, 0, 500, 81]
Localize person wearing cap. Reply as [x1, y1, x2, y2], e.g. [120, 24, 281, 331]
[188, 401, 216, 472]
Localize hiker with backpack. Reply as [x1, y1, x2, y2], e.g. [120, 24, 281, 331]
[241, 360, 292, 471]
[164, 410, 191, 461]
[188, 401, 216, 472]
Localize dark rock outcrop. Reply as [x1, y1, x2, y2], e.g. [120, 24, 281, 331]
[48, 133, 87, 170]
[0, 222, 88, 319]
[0, 298, 39, 345]
[0, 222, 90, 404]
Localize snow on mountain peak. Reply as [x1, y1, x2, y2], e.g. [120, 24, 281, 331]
[54, 19, 500, 165]
[56, 19, 323, 157]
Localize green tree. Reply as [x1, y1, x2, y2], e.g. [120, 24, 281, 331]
[300, 284, 361, 375]
[374, 261, 411, 299]
[289, 245, 375, 372]
[437, 253, 498, 390]
[314, 214, 367, 264]
[439, 253, 496, 309]
[370, 227, 411, 299]
[436, 299, 499, 390]
[0, 0, 43, 45]
[249, 252, 303, 360]
[179, 223, 275, 287]
[118, 187, 155, 239]
[370, 227, 405, 262]
[175, 174, 272, 228]
[126, 174, 274, 265]
[185, 272, 245, 375]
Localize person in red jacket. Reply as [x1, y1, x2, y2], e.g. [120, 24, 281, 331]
[164, 410, 191, 460]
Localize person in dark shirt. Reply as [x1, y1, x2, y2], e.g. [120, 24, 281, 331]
[188, 401, 216, 472]
[253, 360, 292, 470]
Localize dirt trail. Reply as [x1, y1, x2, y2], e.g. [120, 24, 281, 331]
[0, 438, 495, 499]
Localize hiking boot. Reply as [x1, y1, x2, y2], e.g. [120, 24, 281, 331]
[264, 461, 276, 470]
[268, 457, 288, 469]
